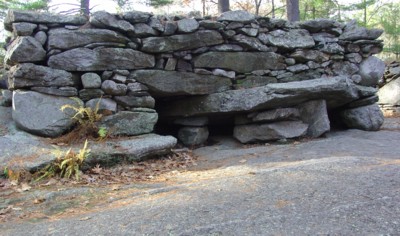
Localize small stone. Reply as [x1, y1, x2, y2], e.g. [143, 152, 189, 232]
[82, 73, 102, 89]
[212, 69, 235, 79]
[178, 126, 209, 146]
[86, 98, 117, 114]
[101, 80, 127, 96]
[177, 18, 199, 33]
[79, 89, 104, 101]
[111, 74, 127, 84]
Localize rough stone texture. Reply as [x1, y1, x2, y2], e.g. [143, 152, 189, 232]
[141, 30, 223, 53]
[290, 50, 330, 63]
[235, 76, 277, 89]
[249, 108, 300, 122]
[4, 36, 46, 65]
[0, 90, 12, 107]
[12, 22, 37, 36]
[233, 34, 270, 51]
[86, 98, 117, 114]
[266, 29, 315, 49]
[123, 11, 152, 24]
[233, 121, 308, 143]
[79, 89, 104, 101]
[332, 61, 359, 76]
[194, 52, 286, 73]
[178, 126, 209, 146]
[378, 77, 400, 106]
[358, 56, 385, 86]
[217, 10, 255, 23]
[160, 76, 360, 117]
[12, 90, 82, 137]
[299, 19, 340, 33]
[132, 23, 158, 37]
[340, 104, 384, 131]
[297, 100, 330, 137]
[99, 111, 158, 136]
[31, 86, 78, 97]
[174, 117, 209, 126]
[101, 80, 127, 96]
[4, 10, 87, 31]
[47, 28, 129, 51]
[340, 21, 384, 41]
[131, 70, 232, 97]
[8, 63, 75, 90]
[34, 31, 47, 46]
[48, 48, 155, 71]
[82, 73, 102, 89]
[90, 11, 135, 34]
[114, 95, 155, 108]
[177, 19, 199, 33]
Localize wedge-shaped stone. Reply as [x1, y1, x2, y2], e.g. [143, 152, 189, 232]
[48, 48, 155, 71]
[47, 28, 129, 50]
[8, 63, 75, 89]
[194, 52, 286, 73]
[234, 121, 308, 143]
[266, 29, 315, 49]
[4, 10, 87, 31]
[4, 36, 46, 65]
[131, 70, 232, 97]
[159, 76, 360, 117]
[90, 11, 135, 34]
[141, 30, 223, 53]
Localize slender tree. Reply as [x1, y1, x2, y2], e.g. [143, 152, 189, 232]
[80, 0, 90, 16]
[218, 0, 230, 13]
[286, 0, 299, 21]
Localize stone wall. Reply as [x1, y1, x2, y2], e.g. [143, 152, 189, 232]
[1, 10, 386, 145]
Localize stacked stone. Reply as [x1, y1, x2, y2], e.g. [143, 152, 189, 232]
[2, 9, 386, 145]
[378, 61, 400, 116]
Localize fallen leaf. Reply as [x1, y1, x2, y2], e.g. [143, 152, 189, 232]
[16, 183, 31, 192]
[239, 159, 247, 163]
[79, 216, 91, 221]
[34, 198, 46, 204]
[111, 185, 120, 191]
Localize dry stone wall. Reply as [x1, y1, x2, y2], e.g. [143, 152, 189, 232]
[1, 10, 386, 144]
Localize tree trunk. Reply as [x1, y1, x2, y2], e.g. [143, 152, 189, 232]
[218, 0, 230, 14]
[80, 0, 90, 16]
[286, 0, 299, 22]
[271, 0, 275, 18]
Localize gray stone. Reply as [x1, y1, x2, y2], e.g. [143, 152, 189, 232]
[82, 73, 102, 89]
[176, 60, 193, 72]
[351, 74, 362, 84]
[8, 63, 75, 90]
[321, 43, 345, 54]
[307, 61, 321, 69]
[340, 104, 384, 131]
[149, 17, 164, 32]
[233, 121, 308, 143]
[47, 28, 129, 51]
[249, 108, 300, 122]
[0, 90, 12, 107]
[297, 100, 330, 137]
[211, 44, 243, 52]
[222, 30, 236, 38]
[163, 21, 178, 35]
[101, 80, 127, 96]
[31, 86, 78, 97]
[332, 61, 359, 76]
[287, 64, 309, 73]
[132, 23, 158, 37]
[266, 29, 315, 49]
[79, 89, 104, 101]
[235, 76, 277, 89]
[4, 36, 46, 65]
[4, 10, 87, 31]
[290, 50, 330, 63]
[238, 28, 258, 37]
[226, 22, 244, 30]
[232, 34, 270, 51]
[86, 98, 117, 114]
[345, 53, 362, 64]
[285, 58, 296, 66]
[131, 70, 232, 97]
[159, 76, 360, 117]
[111, 74, 127, 84]
[141, 30, 223, 53]
[48, 47, 155, 71]
[217, 10, 255, 23]
[347, 95, 379, 108]
[340, 21, 384, 41]
[199, 20, 225, 29]
[312, 32, 339, 43]
[299, 19, 340, 32]
[114, 95, 155, 108]
[177, 18, 199, 33]
[12, 22, 37, 36]
[174, 117, 209, 126]
[178, 126, 209, 146]
[123, 11, 152, 24]
[99, 111, 158, 136]
[212, 69, 235, 79]
[12, 90, 82, 137]
[127, 82, 148, 93]
[358, 56, 385, 87]
[194, 52, 286, 73]
[165, 58, 177, 70]
[34, 31, 47, 45]
[378, 77, 400, 106]
[90, 11, 135, 34]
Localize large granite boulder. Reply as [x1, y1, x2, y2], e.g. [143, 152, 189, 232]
[4, 10, 87, 31]
[131, 70, 232, 97]
[159, 76, 360, 117]
[12, 90, 82, 137]
[340, 21, 384, 41]
[89, 11, 135, 34]
[48, 48, 155, 71]
[340, 104, 384, 131]
[234, 121, 308, 143]
[358, 56, 385, 86]
[194, 52, 286, 73]
[265, 29, 315, 49]
[297, 100, 330, 137]
[141, 30, 223, 53]
[177, 18, 199, 33]
[47, 28, 129, 50]
[8, 63, 76, 89]
[378, 77, 400, 106]
[4, 36, 46, 65]
[99, 110, 158, 136]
